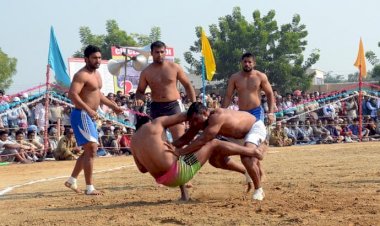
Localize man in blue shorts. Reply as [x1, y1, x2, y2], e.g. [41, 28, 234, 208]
[66, 45, 123, 195]
[222, 52, 275, 200]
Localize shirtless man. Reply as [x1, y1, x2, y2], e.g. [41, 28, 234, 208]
[66, 45, 123, 195]
[136, 41, 196, 193]
[131, 113, 263, 201]
[136, 40, 196, 139]
[173, 102, 267, 200]
[221, 52, 275, 200]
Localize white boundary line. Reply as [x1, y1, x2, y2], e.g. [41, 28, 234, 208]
[0, 164, 135, 196]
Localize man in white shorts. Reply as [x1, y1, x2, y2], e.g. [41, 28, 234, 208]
[172, 102, 267, 200]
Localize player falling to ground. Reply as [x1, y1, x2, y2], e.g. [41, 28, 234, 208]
[130, 113, 265, 201]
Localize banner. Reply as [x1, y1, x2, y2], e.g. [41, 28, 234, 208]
[111, 46, 175, 94]
[67, 58, 115, 95]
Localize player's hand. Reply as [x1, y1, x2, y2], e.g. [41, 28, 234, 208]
[267, 113, 275, 125]
[89, 110, 98, 121]
[113, 106, 124, 115]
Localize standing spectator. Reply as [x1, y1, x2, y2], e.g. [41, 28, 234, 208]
[34, 99, 46, 131]
[346, 96, 358, 122]
[366, 98, 378, 121]
[323, 99, 336, 119]
[49, 101, 64, 126]
[7, 97, 27, 129]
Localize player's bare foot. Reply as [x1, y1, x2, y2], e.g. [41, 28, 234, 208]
[64, 181, 81, 193]
[85, 190, 104, 195]
[185, 182, 193, 188]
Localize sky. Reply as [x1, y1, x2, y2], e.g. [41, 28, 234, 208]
[1, 0, 380, 94]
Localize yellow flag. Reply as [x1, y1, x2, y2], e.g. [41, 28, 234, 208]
[201, 29, 216, 81]
[354, 38, 367, 77]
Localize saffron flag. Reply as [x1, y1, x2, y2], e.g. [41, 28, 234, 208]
[48, 26, 71, 87]
[201, 29, 216, 81]
[354, 38, 367, 77]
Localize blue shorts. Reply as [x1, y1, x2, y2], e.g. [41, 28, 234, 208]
[245, 106, 265, 121]
[70, 109, 98, 146]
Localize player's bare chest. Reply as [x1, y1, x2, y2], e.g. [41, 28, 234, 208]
[235, 77, 260, 90]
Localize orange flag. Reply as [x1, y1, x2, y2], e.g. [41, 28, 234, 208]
[354, 38, 367, 77]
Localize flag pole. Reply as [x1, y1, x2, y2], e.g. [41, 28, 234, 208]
[358, 66, 363, 141]
[201, 56, 206, 105]
[44, 64, 50, 156]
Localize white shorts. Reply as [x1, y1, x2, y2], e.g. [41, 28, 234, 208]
[244, 120, 267, 146]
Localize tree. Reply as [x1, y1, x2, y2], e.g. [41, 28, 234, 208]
[324, 72, 345, 83]
[184, 7, 319, 93]
[74, 20, 144, 59]
[131, 26, 162, 46]
[0, 48, 17, 90]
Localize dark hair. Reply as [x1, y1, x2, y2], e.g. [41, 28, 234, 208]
[15, 130, 24, 137]
[187, 102, 208, 119]
[0, 130, 8, 136]
[241, 52, 256, 61]
[84, 45, 101, 58]
[0, 89, 4, 95]
[150, 41, 166, 51]
[135, 115, 151, 131]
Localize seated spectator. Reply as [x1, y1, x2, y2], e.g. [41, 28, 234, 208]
[99, 127, 119, 155]
[54, 127, 82, 160]
[15, 130, 42, 161]
[299, 119, 315, 144]
[26, 128, 45, 157]
[120, 127, 134, 155]
[312, 119, 334, 144]
[348, 118, 369, 140]
[0, 130, 31, 164]
[366, 119, 380, 140]
[269, 121, 292, 147]
[340, 118, 354, 143]
[325, 118, 344, 143]
[284, 120, 304, 144]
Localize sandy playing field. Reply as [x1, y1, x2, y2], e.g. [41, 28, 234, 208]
[0, 142, 379, 226]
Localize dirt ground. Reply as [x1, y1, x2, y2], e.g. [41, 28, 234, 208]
[0, 142, 379, 226]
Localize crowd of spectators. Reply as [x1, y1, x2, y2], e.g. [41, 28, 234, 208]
[1, 87, 379, 164]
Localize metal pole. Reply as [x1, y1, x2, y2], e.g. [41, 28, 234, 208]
[358, 67, 363, 141]
[201, 56, 206, 105]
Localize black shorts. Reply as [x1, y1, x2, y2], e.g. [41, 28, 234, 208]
[150, 100, 183, 119]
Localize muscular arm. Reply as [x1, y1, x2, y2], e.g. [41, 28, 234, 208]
[177, 116, 222, 156]
[68, 74, 94, 115]
[154, 112, 187, 129]
[222, 75, 235, 108]
[136, 71, 148, 101]
[100, 95, 119, 111]
[177, 65, 196, 102]
[172, 126, 200, 148]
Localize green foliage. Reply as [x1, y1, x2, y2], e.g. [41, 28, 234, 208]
[0, 48, 17, 90]
[324, 72, 345, 83]
[365, 51, 379, 66]
[74, 20, 161, 60]
[184, 7, 319, 93]
[370, 64, 380, 79]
